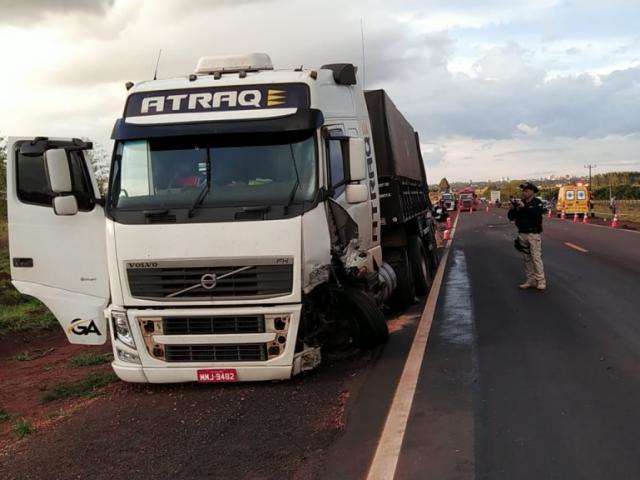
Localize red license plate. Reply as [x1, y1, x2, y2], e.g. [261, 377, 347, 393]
[197, 369, 238, 383]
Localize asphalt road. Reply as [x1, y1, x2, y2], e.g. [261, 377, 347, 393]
[395, 209, 640, 480]
[2, 210, 639, 479]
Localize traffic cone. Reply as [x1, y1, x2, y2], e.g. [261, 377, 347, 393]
[573, 213, 578, 223]
[443, 229, 451, 240]
[611, 214, 619, 228]
[547, 209, 552, 219]
[561, 210, 566, 220]
[582, 214, 589, 224]
[446, 217, 452, 229]
[486, 205, 490, 212]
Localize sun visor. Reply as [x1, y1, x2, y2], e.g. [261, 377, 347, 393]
[111, 108, 324, 140]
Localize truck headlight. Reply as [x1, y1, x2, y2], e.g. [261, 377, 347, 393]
[112, 311, 136, 349]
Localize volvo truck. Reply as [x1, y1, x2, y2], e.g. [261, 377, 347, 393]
[7, 53, 438, 383]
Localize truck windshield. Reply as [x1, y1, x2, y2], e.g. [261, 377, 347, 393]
[110, 130, 317, 211]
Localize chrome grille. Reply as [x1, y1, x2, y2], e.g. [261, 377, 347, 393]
[127, 263, 293, 300]
[162, 316, 265, 335]
[164, 344, 267, 362]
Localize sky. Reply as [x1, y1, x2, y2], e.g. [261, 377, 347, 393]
[0, 0, 639, 182]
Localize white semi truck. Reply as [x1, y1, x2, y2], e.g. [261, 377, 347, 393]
[7, 54, 439, 383]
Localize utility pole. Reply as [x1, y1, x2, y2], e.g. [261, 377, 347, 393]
[584, 164, 596, 187]
[584, 164, 596, 217]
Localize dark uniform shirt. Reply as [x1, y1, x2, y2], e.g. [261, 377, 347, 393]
[507, 197, 545, 233]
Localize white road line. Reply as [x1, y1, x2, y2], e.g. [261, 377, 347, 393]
[564, 242, 589, 253]
[366, 213, 460, 480]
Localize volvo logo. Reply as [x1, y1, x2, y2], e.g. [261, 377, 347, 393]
[200, 273, 217, 290]
[166, 265, 253, 298]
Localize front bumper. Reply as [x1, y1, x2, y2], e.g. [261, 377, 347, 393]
[108, 304, 302, 383]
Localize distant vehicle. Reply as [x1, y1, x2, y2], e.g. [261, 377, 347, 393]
[441, 192, 457, 211]
[458, 187, 478, 212]
[557, 184, 590, 217]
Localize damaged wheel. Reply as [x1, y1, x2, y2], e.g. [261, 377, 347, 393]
[326, 286, 389, 350]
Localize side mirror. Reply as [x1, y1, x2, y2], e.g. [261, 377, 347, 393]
[53, 195, 79, 216]
[45, 149, 72, 193]
[346, 183, 368, 204]
[348, 138, 367, 182]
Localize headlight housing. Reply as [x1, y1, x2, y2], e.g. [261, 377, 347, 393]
[117, 348, 140, 364]
[112, 311, 136, 349]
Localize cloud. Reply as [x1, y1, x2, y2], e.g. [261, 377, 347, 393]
[0, 0, 115, 25]
[420, 143, 446, 166]
[425, 133, 640, 181]
[1, 0, 639, 182]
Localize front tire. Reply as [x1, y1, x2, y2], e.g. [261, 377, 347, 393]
[328, 286, 389, 349]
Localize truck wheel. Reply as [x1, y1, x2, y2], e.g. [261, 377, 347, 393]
[329, 286, 389, 349]
[408, 235, 431, 295]
[386, 249, 416, 308]
[426, 230, 440, 278]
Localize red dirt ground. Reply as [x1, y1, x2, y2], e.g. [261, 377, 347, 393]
[0, 328, 113, 449]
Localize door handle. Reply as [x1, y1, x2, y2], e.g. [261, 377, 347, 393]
[13, 258, 34, 268]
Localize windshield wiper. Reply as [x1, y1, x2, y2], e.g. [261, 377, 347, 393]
[284, 144, 300, 213]
[187, 150, 212, 218]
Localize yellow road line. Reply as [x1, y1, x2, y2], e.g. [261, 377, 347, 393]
[366, 213, 460, 480]
[564, 242, 589, 253]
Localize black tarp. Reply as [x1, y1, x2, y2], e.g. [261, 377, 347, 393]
[364, 89, 425, 182]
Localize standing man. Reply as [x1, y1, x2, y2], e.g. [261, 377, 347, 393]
[508, 182, 546, 290]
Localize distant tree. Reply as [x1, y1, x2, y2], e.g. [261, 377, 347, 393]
[591, 185, 640, 200]
[483, 183, 499, 198]
[500, 180, 526, 200]
[438, 177, 450, 192]
[83, 141, 110, 196]
[539, 187, 559, 200]
[592, 171, 640, 188]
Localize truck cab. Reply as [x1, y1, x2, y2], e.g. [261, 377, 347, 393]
[441, 192, 457, 211]
[7, 54, 437, 383]
[458, 187, 477, 212]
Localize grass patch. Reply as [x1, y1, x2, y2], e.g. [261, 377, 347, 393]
[0, 219, 59, 336]
[0, 408, 10, 422]
[0, 299, 58, 336]
[41, 372, 119, 403]
[70, 352, 113, 368]
[13, 418, 34, 438]
[12, 348, 54, 362]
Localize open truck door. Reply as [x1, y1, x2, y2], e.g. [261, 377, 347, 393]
[6, 137, 110, 345]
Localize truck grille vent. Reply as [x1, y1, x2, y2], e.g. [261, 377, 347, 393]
[162, 316, 265, 335]
[164, 344, 267, 362]
[127, 264, 293, 300]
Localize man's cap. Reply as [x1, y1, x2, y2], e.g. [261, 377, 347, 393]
[519, 181, 539, 193]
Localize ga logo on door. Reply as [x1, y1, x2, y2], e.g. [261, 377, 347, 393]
[68, 318, 101, 336]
